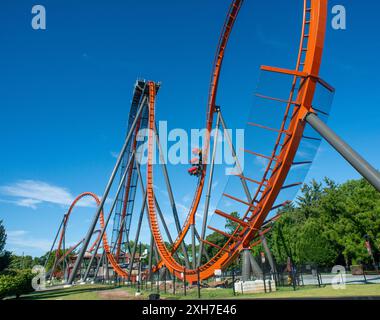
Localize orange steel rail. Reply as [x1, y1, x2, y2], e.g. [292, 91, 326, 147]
[54, 230, 101, 267]
[152, 0, 244, 272]
[55, 192, 103, 259]
[55, 192, 136, 279]
[144, 0, 328, 282]
[52, 193, 104, 275]
[65, 0, 328, 282]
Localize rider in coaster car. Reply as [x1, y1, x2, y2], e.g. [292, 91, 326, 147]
[188, 148, 203, 177]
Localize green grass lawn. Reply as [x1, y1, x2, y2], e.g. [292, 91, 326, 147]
[18, 284, 116, 300]
[131, 284, 380, 300]
[15, 283, 380, 300]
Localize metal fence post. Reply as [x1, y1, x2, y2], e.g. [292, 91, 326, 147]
[197, 268, 201, 299]
[164, 267, 167, 294]
[316, 267, 321, 287]
[173, 271, 176, 295]
[232, 269, 236, 296]
[184, 268, 187, 296]
[156, 271, 160, 294]
[362, 264, 368, 284]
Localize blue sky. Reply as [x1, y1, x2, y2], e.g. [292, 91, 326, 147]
[0, 0, 379, 257]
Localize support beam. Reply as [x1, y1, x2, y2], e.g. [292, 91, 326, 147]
[194, 228, 211, 262]
[154, 122, 191, 268]
[127, 192, 147, 280]
[148, 235, 154, 281]
[93, 250, 105, 282]
[248, 253, 263, 279]
[197, 110, 221, 266]
[260, 235, 276, 274]
[220, 111, 252, 202]
[50, 219, 69, 281]
[305, 112, 380, 192]
[207, 225, 237, 241]
[67, 95, 147, 284]
[153, 245, 160, 270]
[105, 253, 109, 281]
[221, 109, 277, 282]
[135, 162, 181, 262]
[241, 249, 251, 281]
[82, 153, 134, 282]
[201, 239, 230, 253]
[191, 224, 196, 269]
[62, 225, 66, 282]
[111, 212, 129, 255]
[128, 192, 147, 281]
[46, 215, 65, 279]
[215, 209, 249, 228]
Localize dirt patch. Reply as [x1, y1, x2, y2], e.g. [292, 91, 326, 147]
[97, 288, 146, 300]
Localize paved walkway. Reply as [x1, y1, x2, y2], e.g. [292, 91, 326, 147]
[301, 274, 380, 286]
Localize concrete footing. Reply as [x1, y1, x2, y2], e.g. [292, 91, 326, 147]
[234, 279, 276, 294]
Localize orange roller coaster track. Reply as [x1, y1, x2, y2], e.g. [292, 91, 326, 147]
[65, 0, 335, 285]
[49, 192, 103, 278]
[144, 0, 328, 282]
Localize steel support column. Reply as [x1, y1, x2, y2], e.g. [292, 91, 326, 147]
[191, 224, 196, 270]
[220, 111, 252, 202]
[305, 112, 380, 192]
[93, 250, 105, 282]
[127, 192, 147, 280]
[155, 122, 191, 268]
[194, 228, 211, 262]
[241, 249, 251, 282]
[148, 235, 154, 281]
[67, 96, 147, 284]
[197, 110, 221, 266]
[261, 235, 276, 273]
[135, 162, 181, 262]
[82, 153, 134, 282]
[248, 253, 263, 279]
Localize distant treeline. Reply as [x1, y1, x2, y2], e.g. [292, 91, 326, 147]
[251, 178, 380, 267]
[1, 178, 379, 273]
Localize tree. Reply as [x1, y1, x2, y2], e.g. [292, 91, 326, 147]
[202, 212, 243, 265]
[321, 179, 380, 265]
[264, 178, 380, 268]
[0, 221, 5, 253]
[0, 270, 34, 299]
[225, 212, 242, 234]
[0, 252, 11, 273]
[295, 218, 339, 266]
[9, 255, 36, 270]
[0, 221, 11, 273]
[204, 232, 225, 260]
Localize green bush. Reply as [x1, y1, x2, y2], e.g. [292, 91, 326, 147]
[0, 274, 15, 299]
[0, 270, 34, 299]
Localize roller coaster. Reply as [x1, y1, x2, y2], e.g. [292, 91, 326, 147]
[46, 0, 380, 285]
